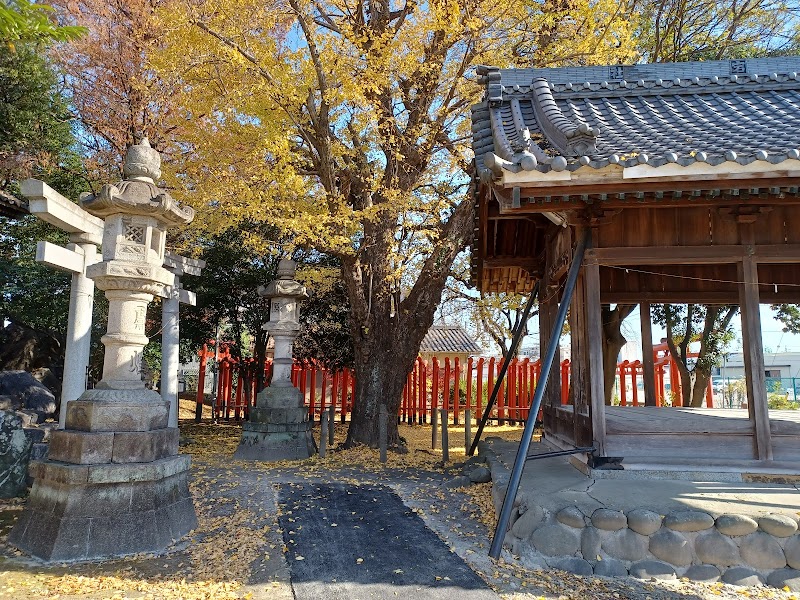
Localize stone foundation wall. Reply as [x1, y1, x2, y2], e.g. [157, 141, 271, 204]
[480, 445, 800, 591]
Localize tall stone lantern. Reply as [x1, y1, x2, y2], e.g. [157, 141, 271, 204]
[235, 259, 315, 460]
[10, 140, 198, 561]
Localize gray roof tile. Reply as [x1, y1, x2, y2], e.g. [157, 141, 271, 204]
[420, 326, 482, 355]
[473, 57, 800, 175]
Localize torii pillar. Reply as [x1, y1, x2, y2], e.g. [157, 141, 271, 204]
[22, 180, 104, 427]
[161, 252, 205, 428]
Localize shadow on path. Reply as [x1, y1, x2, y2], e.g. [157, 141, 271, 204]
[278, 482, 499, 600]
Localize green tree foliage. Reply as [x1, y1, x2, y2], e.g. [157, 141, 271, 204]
[0, 0, 84, 45]
[652, 304, 738, 407]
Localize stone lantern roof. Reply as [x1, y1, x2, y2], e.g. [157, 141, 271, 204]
[80, 139, 194, 226]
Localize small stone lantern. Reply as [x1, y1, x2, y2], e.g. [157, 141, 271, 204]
[9, 140, 198, 561]
[235, 259, 315, 460]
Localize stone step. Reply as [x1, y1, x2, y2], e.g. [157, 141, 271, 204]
[66, 397, 168, 433]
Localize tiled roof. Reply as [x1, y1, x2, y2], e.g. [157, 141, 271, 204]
[420, 325, 482, 354]
[472, 57, 800, 176]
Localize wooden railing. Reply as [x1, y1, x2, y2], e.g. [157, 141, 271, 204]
[193, 347, 715, 423]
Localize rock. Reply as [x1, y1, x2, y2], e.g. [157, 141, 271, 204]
[0, 395, 13, 411]
[469, 466, 492, 483]
[627, 508, 662, 536]
[695, 530, 741, 566]
[530, 523, 580, 556]
[760, 514, 798, 538]
[0, 409, 33, 498]
[591, 508, 627, 531]
[683, 564, 721, 582]
[30, 442, 48, 461]
[492, 482, 508, 514]
[444, 475, 472, 489]
[767, 568, 800, 591]
[31, 367, 61, 400]
[602, 528, 649, 562]
[629, 560, 677, 580]
[715, 514, 758, 536]
[557, 506, 586, 528]
[740, 531, 786, 569]
[0, 371, 57, 421]
[593, 558, 628, 577]
[465, 455, 487, 465]
[511, 504, 545, 540]
[581, 526, 601, 560]
[22, 427, 45, 444]
[548, 556, 593, 576]
[664, 510, 714, 532]
[786, 535, 800, 569]
[721, 566, 765, 587]
[649, 528, 692, 566]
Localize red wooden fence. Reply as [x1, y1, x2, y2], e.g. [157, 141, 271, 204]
[194, 346, 714, 423]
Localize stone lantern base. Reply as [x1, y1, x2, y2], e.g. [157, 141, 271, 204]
[8, 389, 197, 561]
[234, 387, 315, 461]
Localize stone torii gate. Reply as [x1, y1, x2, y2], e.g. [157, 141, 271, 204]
[22, 179, 103, 428]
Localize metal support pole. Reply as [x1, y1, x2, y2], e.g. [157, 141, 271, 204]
[320, 410, 328, 458]
[469, 281, 540, 456]
[440, 409, 449, 463]
[489, 230, 589, 559]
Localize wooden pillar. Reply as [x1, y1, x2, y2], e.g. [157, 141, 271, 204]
[570, 267, 590, 447]
[585, 259, 607, 456]
[640, 303, 658, 407]
[738, 224, 772, 460]
[540, 282, 561, 409]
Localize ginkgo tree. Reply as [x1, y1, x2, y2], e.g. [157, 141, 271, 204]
[155, 0, 638, 447]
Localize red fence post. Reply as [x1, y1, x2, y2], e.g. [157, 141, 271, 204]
[706, 378, 714, 408]
[619, 360, 628, 407]
[196, 345, 208, 420]
[419, 359, 427, 424]
[453, 357, 461, 425]
[476, 357, 484, 422]
[309, 365, 317, 420]
[466, 357, 473, 421]
[443, 358, 451, 422]
[631, 361, 640, 407]
[561, 360, 570, 405]
[432, 358, 440, 418]
[234, 361, 244, 420]
[341, 369, 350, 423]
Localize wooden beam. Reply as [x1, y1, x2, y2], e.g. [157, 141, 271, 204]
[585, 258, 607, 456]
[586, 245, 745, 265]
[602, 290, 800, 304]
[738, 223, 773, 461]
[640, 303, 657, 407]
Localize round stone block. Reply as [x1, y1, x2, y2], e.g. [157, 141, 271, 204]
[627, 508, 662, 536]
[715, 514, 758, 537]
[721, 566, 765, 587]
[469, 466, 492, 483]
[581, 526, 601, 560]
[740, 532, 786, 569]
[592, 508, 627, 531]
[530, 523, 580, 556]
[511, 504, 545, 540]
[557, 506, 586, 529]
[760, 514, 799, 538]
[548, 556, 593, 576]
[593, 558, 628, 577]
[629, 560, 677, 580]
[649, 528, 692, 566]
[664, 510, 714, 532]
[683, 564, 721, 582]
[786, 535, 800, 569]
[695, 530, 741, 567]
[602, 528, 648, 562]
[767, 568, 800, 591]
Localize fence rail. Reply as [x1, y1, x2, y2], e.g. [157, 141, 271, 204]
[192, 346, 736, 422]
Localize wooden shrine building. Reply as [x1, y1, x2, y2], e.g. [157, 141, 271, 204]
[471, 57, 800, 476]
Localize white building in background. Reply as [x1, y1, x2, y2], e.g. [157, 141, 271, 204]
[713, 352, 800, 381]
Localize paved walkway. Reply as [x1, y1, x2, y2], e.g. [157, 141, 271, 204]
[278, 482, 498, 600]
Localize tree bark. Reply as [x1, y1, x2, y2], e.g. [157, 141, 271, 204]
[601, 304, 636, 405]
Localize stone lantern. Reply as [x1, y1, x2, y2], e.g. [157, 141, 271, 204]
[9, 140, 198, 561]
[235, 259, 315, 460]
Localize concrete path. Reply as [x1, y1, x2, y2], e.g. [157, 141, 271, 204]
[277, 482, 499, 600]
[486, 437, 800, 518]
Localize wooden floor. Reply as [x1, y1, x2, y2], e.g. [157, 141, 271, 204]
[604, 407, 800, 435]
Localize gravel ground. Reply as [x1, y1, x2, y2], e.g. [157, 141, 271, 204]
[0, 420, 797, 600]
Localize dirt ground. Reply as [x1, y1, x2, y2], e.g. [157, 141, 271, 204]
[0, 401, 797, 600]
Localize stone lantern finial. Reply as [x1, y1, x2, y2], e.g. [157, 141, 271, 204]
[123, 138, 162, 182]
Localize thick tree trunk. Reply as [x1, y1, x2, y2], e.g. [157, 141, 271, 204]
[690, 372, 710, 407]
[601, 304, 636, 405]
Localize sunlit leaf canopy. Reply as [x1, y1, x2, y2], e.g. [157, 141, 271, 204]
[155, 0, 638, 276]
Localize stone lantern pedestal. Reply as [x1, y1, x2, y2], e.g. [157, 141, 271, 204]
[234, 260, 315, 461]
[9, 140, 198, 561]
